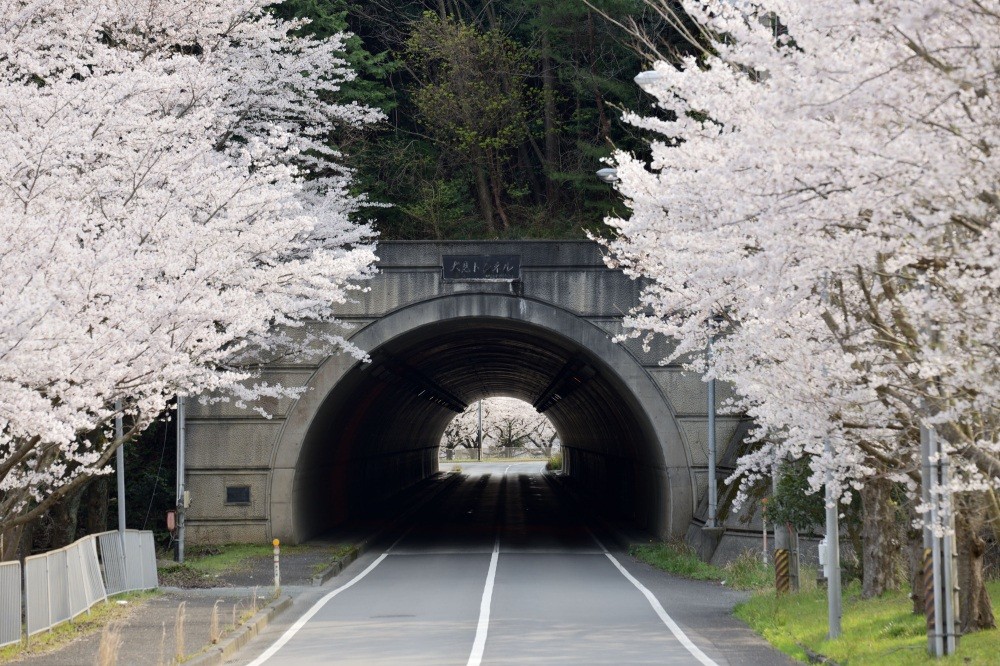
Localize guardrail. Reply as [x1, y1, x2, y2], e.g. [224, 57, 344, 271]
[2, 529, 158, 644]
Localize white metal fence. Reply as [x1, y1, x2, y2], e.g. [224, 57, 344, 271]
[96, 530, 157, 594]
[0, 561, 20, 648]
[1, 529, 158, 643]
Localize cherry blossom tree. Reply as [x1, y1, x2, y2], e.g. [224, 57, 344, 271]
[602, 0, 997, 626]
[441, 398, 559, 458]
[0, 0, 380, 541]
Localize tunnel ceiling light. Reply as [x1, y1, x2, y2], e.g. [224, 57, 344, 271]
[533, 357, 597, 413]
[370, 355, 467, 413]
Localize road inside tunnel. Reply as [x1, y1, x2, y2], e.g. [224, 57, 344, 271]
[288, 315, 671, 543]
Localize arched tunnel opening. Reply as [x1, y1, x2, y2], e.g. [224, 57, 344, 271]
[288, 316, 673, 542]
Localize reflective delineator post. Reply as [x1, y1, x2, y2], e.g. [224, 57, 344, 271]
[273, 539, 281, 591]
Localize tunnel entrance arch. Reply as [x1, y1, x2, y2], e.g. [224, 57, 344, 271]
[268, 294, 693, 543]
[184, 241, 751, 552]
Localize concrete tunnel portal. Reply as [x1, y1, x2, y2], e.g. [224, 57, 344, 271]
[184, 243, 745, 551]
[270, 294, 693, 544]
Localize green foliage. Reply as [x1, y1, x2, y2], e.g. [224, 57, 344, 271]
[545, 452, 563, 470]
[763, 458, 826, 532]
[630, 542, 771, 591]
[275, 0, 677, 239]
[735, 581, 1000, 665]
[724, 549, 773, 590]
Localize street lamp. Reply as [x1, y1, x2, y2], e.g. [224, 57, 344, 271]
[595, 167, 619, 184]
[634, 70, 665, 93]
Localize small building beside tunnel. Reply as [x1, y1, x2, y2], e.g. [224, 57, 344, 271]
[184, 241, 756, 560]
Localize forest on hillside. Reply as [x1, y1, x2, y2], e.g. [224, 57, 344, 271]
[277, 0, 675, 240]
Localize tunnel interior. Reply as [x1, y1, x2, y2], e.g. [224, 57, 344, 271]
[292, 317, 667, 541]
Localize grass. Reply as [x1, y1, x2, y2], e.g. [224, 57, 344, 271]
[629, 541, 771, 590]
[0, 591, 158, 664]
[159, 542, 356, 584]
[735, 580, 1000, 665]
[546, 452, 562, 471]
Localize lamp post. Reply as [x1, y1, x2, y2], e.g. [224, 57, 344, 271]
[595, 167, 618, 184]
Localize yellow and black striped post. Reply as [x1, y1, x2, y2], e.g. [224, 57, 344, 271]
[775, 548, 791, 595]
[923, 548, 935, 636]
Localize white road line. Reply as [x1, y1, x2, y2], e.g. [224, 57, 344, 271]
[466, 536, 500, 666]
[244, 553, 389, 666]
[589, 532, 719, 666]
[465, 465, 509, 666]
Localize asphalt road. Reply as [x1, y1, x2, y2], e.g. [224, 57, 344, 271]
[234, 462, 789, 666]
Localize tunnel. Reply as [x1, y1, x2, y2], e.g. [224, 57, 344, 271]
[268, 293, 693, 544]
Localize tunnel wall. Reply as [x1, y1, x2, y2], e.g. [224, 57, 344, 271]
[184, 241, 751, 545]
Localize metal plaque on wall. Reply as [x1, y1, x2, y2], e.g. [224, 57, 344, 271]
[442, 255, 520, 281]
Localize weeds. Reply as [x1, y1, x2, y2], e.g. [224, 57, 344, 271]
[173, 601, 186, 663]
[210, 600, 221, 644]
[629, 541, 771, 591]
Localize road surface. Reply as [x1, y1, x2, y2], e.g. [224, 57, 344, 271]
[234, 462, 788, 665]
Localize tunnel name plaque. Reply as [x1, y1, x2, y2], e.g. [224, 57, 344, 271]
[442, 254, 520, 282]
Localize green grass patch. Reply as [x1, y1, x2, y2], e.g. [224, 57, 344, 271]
[159, 543, 357, 585]
[629, 541, 771, 590]
[735, 580, 1000, 665]
[546, 452, 563, 471]
[0, 591, 158, 664]
[181, 543, 274, 575]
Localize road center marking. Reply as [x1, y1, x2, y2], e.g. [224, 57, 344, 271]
[244, 553, 389, 666]
[466, 536, 500, 666]
[466, 465, 509, 666]
[588, 532, 718, 666]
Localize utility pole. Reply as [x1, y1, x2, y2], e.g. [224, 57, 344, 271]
[821, 275, 841, 638]
[921, 425, 959, 656]
[115, 400, 126, 535]
[175, 395, 187, 563]
[824, 436, 842, 638]
[477, 400, 483, 462]
[707, 331, 717, 529]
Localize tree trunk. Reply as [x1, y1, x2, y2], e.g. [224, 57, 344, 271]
[540, 26, 559, 206]
[0, 525, 25, 561]
[487, 150, 510, 230]
[48, 485, 85, 548]
[956, 495, 996, 632]
[85, 476, 110, 533]
[907, 507, 926, 615]
[471, 147, 496, 233]
[860, 476, 901, 598]
[587, 11, 611, 143]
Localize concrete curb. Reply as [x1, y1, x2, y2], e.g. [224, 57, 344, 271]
[310, 545, 359, 586]
[186, 594, 292, 666]
[310, 472, 464, 586]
